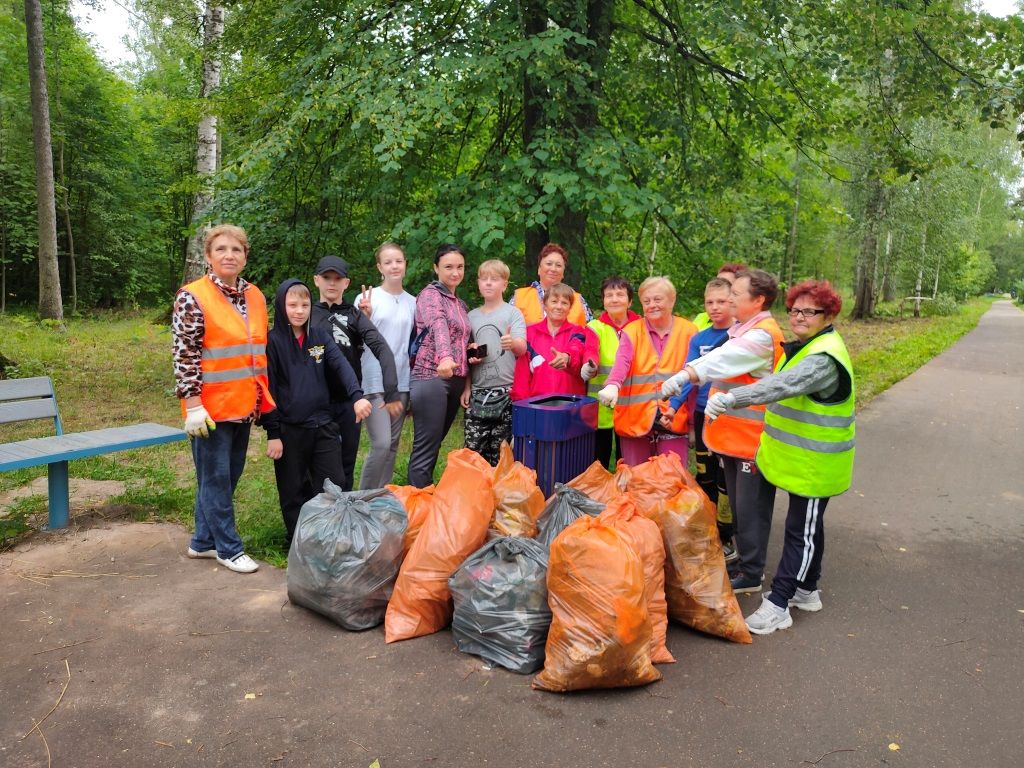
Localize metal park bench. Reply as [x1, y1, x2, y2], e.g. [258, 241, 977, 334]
[0, 376, 187, 529]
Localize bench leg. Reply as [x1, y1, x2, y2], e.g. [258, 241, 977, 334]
[47, 461, 71, 530]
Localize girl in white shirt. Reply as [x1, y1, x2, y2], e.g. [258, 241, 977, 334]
[358, 243, 417, 489]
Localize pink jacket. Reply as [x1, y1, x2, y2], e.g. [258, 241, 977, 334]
[512, 320, 587, 401]
[411, 281, 471, 381]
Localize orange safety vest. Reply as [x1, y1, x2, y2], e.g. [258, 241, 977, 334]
[614, 316, 696, 438]
[181, 276, 276, 421]
[513, 285, 589, 327]
[703, 316, 785, 460]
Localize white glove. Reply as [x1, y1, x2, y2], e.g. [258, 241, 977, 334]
[704, 392, 736, 422]
[185, 404, 216, 438]
[661, 370, 691, 399]
[597, 384, 619, 408]
[581, 360, 598, 381]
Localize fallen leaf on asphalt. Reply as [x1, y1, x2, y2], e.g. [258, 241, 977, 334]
[244, 693, 256, 700]
[888, 743, 900, 751]
[898, 547, 907, 552]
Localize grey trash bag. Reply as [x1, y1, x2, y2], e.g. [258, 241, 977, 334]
[287, 482, 407, 630]
[535, 484, 605, 549]
[449, 536, 551, 674]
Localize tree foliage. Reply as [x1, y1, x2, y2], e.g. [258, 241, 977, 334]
[1, 0, 1022, 315]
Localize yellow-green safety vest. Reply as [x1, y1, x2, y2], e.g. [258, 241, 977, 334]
[693, 311, 712, 332]
[586, 318, 622, 429]
[755, 330, 856, 498]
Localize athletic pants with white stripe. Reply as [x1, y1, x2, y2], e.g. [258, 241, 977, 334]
[766, 494, 830, 610]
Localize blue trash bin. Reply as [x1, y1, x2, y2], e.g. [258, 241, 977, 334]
[512, 394, 598, 497]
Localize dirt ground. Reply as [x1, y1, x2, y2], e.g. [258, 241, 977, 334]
[1, 301, 1022, 768]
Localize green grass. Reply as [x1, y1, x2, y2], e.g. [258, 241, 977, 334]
[0, 297, 998, 560]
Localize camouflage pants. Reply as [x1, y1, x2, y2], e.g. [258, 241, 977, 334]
[464, 397, 513, 467]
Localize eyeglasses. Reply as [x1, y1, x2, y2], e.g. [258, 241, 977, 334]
[787, 308, 826, 318]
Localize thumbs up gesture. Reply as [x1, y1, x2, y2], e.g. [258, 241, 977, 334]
[499, 324, 513, 352]
[549, 348, 570, 370]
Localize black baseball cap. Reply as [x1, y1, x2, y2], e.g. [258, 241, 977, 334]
[315, 255, 349, 277]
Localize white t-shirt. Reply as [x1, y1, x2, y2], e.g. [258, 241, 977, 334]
[360, 288, 416, 394]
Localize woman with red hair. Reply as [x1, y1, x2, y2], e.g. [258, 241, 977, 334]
[511, 243, 592, 327]
[704, 279, 855, 636]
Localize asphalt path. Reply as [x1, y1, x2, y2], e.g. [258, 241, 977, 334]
[2, 300, 1021, 768]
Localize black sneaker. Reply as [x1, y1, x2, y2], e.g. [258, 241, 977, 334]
[730, 573, 763, 594]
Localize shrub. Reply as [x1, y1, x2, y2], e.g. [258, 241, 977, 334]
[927, 292, 960, 316]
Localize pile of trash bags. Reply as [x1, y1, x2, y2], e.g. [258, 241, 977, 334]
[286, 444, 751, 694]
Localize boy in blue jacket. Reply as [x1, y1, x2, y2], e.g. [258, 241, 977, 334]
[663, 277, 736, 559]
[264, 279, 372, 547]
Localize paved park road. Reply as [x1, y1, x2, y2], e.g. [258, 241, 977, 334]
[2, 301, 1022, 768]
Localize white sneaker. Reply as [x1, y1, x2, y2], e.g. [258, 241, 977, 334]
[765, 588, 823, 612]
[790, 588, 823, 612]
[187, 547, 217, 559]
[216, 552, 260, 573]
[745, 598, 793, 635]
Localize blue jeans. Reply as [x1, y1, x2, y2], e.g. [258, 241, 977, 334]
[190, 420, 251, 559]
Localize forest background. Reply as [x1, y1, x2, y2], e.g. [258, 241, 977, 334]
[2, 0, 1024, 322]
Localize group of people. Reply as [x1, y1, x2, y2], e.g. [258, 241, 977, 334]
[173, 225, 856, 638]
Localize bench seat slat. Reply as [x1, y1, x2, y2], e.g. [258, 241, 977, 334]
[0, 376, 55, 401]
[0, 399, 60, 426]
[0, 423, 187, 471]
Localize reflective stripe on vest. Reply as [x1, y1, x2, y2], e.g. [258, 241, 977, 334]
[614, 316, 696, 438]
[183, 276, 276, 421]
[586, 318, 622, 429]
[702, 316, 785, 460]
[756, 330, 855, 497]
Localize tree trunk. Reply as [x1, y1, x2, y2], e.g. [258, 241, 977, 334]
[851, 179, 885, 320]
[881, 230, 897, 302]
[25, 0, 63, 322]
[182, 3, 224, 285]
[784, 155, 800, 286]
[521, 0, 550, 272]
[932, 249, 942, 299]
[914, 225, 926, 318]
[50, 0, 75, 314]
[521, 0, 613, 273]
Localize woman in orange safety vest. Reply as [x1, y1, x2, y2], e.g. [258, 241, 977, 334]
[660, 268, 784, 595]
[510, 242, 592, 327]
[595, 276, 697, 466]
[172, 224, 276, 575]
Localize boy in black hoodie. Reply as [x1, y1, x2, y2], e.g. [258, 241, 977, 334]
[311, 256, 402, 490]
[264, 278, 372, 546]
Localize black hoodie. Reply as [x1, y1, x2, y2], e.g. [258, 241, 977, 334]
[263, 278, 364, 439]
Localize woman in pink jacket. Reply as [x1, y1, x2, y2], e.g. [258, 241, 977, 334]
[408, 244, 472, 487]
[512, 283, 593, 400]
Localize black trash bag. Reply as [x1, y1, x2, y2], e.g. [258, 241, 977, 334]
[287, 482, 407, 630]
[449, 536, 552, 674]
[535, 484, 605, 549]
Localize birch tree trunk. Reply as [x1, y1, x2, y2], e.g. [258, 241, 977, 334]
[50, 2, 76, 314]
[881, 230, 896, 302]
[25, 0, 63, 322]
[914, 225, 927, 318]
[182, 3, 224, 284]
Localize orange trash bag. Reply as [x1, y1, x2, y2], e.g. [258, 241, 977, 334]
[491, 442, 544, 538]
[600, 496, 675, 664]
[648, 487, 751, 644]
[625, 453, 715, 519]
[385, 450, 496, 642]
[566, 461, 625, 504]
[385, 483, 436, 555]
[533, 514, 662, 692]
